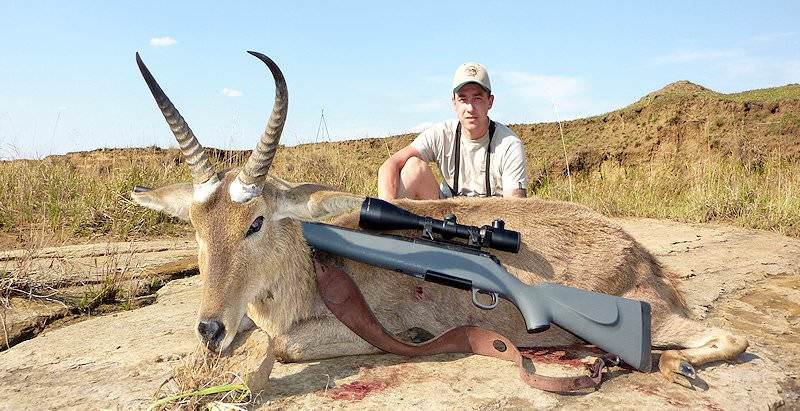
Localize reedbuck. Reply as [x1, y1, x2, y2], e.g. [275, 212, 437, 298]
[131, 51, 747, 388]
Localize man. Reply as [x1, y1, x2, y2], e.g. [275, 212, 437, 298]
[377, 62, 527, 200]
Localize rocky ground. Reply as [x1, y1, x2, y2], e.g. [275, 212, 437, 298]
[0, 218, 798, 410]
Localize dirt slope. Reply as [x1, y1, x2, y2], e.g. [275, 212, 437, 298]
[0, 218, 798, 409]
[1, 81, 796, 250]
[29, 82, 800, 184]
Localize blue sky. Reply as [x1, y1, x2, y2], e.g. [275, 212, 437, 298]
[1, 1, 798, 159]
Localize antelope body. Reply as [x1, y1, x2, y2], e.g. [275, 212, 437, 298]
[131, 52, 748, 388]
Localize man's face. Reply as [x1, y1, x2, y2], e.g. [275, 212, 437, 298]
[452, 83, 494, 138]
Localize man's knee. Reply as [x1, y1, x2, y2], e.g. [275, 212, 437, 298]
[398, 158, 439, 200]
[400, 157, 431, 180]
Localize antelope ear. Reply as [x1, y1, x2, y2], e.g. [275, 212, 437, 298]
[130, 182, 193, 222]
[273, 183, 364, 221]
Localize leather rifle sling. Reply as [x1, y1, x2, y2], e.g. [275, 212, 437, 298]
[313, 258, 614, 393]
[452, 120, 496, 197]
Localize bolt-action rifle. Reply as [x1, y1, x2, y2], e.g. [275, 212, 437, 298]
[301, 197, 652, 371]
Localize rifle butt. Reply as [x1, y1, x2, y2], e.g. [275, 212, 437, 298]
[516, 283, 652, 372]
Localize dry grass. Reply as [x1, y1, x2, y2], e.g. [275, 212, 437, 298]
[151, 348, 253, 410]
[0, 141, 798, 248]
[0, 149, 193, 246]
[0, 141, 394, 248]
[535, 150, 800, 236]
[0, 83, 798, 246]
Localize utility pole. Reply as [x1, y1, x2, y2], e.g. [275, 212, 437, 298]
[315, 108, 331, 142]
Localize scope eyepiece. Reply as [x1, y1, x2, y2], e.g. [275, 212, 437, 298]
[359, 197, 521, 253]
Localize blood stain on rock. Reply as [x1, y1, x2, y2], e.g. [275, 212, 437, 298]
[323, 380, 388, 401]
[519, 347, 588, 368]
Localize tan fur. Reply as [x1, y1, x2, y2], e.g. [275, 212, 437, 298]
[132, 53, 746, 388]
[133, 171, 747, 387]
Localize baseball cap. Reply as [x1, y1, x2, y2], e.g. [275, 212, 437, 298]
[452, 62, 491, 93]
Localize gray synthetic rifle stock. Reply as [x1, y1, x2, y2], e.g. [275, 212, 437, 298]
[301, 221, 652, 372]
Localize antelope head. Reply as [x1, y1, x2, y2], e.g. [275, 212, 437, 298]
[130, 52, 360, 352]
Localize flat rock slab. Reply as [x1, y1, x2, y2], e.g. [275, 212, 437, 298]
[1, 239, 197, 348]
[0, 239, 197, 285]
[0, 219, 798, 409]
[0, 276, 199, 410]
[619, 218, 800, 319]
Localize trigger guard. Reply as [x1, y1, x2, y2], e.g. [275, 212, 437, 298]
[471, 288, 499, 310]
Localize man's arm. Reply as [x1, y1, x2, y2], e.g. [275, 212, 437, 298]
[377, 145, 425, 200]
[500, 138, 528, 198]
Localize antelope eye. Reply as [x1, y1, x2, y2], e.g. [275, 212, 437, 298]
[246, 216, 264, 237]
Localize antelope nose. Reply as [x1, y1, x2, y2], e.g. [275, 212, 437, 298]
[197, 319, 225, 348]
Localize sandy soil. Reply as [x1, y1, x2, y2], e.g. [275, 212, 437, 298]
[0, 218, 798, 410]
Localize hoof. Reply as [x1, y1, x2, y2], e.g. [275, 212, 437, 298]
[678, 361, 696, 379]
[661, 367, 697, 389]
[272, 336, 304, 362]
[659, 350, 698, 389]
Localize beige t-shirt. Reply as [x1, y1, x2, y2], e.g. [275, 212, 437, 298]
[411, 119, 527, 197]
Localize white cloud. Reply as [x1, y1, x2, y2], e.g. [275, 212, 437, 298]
[411, 99, 448, 112]
[149, 36, 177, 47]
[422, 74, 450, 86]
[651, 48, 743, 65]
[500, 72, 586, 101]
[781, 59, 800, 80]
[723, 56, 800, 85]
[410, 121, 436, 132]
[748, 32, 796, 44]
[222, 88, 243, 97]
[650, 47, 800, 88]
[488, 71, 613, 123]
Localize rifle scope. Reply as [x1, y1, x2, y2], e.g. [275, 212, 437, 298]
[359, 197, 521, 253]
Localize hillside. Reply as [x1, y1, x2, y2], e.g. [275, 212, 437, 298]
[1, 81, 798, 246]
[515, 81, 800, 184]
[44, 81, 800, 185]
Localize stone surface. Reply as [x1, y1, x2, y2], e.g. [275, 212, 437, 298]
[0, 219, 798, 410]
[1, 240, 198, 348]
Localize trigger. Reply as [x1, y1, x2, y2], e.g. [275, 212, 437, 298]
[471, 288, 499, 310]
